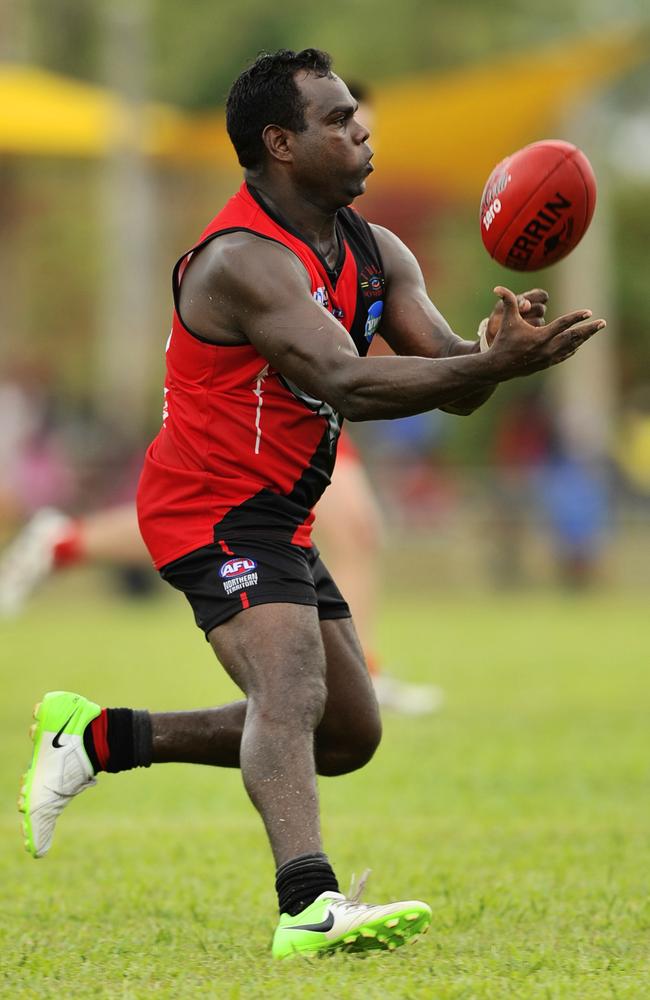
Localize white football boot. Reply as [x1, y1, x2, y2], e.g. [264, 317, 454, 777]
[19, 691, 100, 858]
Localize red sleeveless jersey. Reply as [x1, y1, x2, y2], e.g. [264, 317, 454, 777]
[137, 182, 385, 569]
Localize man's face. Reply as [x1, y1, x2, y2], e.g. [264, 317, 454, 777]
[289, 72, 373, 207]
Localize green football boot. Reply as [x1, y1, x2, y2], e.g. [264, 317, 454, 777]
[19, 691, 100, 858]
[272, 889, 431, 959]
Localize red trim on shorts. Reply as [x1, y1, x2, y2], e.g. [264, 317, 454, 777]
[218, 539, 234, 556]
[290, 508, 315, 548]
[240, 592, 250, 609]
[90, 709, 109, 772]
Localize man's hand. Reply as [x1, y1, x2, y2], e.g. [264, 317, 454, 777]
[485, 288, 549, 345]
[486, 285, 606, 377]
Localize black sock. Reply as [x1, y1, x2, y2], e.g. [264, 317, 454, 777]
[275, 852, 339, 915]
[83, 708, 153, 773]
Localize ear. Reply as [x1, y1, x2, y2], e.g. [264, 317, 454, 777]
[262, 124, 293, 164]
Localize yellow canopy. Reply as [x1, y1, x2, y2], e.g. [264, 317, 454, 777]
[371, 29, 648, 197]
[0, 64, 187, 157]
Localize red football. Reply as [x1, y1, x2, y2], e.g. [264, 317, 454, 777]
[479, 139, 597, 271]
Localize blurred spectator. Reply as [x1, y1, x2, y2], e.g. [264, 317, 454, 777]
[0, 361, 75, 529]
[367, 411, 459, 531]
[489, 386, 553, 585]
[489, 385, 610, 588]
[535, 442, 610, 589]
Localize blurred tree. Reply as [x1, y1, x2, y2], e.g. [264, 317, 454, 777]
[613, 181, 650, 390]
[151, 0, 649, 108]
[26, 0, 100, 80]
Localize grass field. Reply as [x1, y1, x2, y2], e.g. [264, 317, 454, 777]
[2, 580, 650, 999]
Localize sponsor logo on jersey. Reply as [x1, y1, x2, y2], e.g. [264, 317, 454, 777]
[220, 558, 257, 578]
[313, 284, 344, 321]
[364, 300, 384, 341]
[360, 263, 384, 300]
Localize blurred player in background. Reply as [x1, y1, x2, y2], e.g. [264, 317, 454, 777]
[16, 49, 605, 959]
[0, 83, 440, 716]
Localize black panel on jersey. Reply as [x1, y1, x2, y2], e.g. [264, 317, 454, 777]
[337, 207, 385, 356]
[211, 424, 336, 542]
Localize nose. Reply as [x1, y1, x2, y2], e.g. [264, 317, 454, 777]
[354, 120, 370, 145]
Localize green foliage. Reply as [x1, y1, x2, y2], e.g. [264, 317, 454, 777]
[612, 181, 650, 389]
[9, 160, 102, 393]
[150, 0, 650, 109]
[25, 0, 101, 81]
[2, 586, 650, 996]
[24, 0, 650, 108]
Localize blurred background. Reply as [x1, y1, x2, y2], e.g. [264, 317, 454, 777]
[1, 0, 650, 597]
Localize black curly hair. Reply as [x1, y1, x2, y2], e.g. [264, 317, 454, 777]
[226, 48, 334, 170]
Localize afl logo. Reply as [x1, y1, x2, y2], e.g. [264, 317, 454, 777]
[220, 558, 257, 578]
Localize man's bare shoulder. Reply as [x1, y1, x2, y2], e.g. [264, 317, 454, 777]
[369, 223, 413, 258]
[369, 223, 423, 286]
[178, 230, 315, 344]
[188, 231, 310, 295]
[368, 222, 398, 245]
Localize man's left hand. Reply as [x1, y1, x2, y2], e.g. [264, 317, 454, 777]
[486, 288, 549, 345]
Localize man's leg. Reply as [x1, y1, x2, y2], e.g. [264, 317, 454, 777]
[266, 615, 430, 957]
[206, 602, 328, 867]
[19, 602, 332, 871]
[19, 611, 380, 860]
[21, 602, 330, 866]
[20, 611, 382, 857]
[20, 605, 430, 955]
[204, 606, 429, 958]
[315, 616, 382, 776]
[149, 616, 381, 776]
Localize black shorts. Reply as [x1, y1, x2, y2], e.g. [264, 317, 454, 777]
[159, 535, 351, 637]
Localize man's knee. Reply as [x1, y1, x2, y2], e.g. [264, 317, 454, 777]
[251, 671, 328, 731]
[317, 712, 382, 776]
[211, 602, 328, 730]
[288, 672, 328, 730]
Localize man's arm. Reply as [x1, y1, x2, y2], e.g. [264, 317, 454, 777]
[178, 231, 605, 422]
[370, 225, 547, 415]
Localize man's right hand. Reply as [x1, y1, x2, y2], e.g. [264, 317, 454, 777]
[486, 285, 607, 378]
